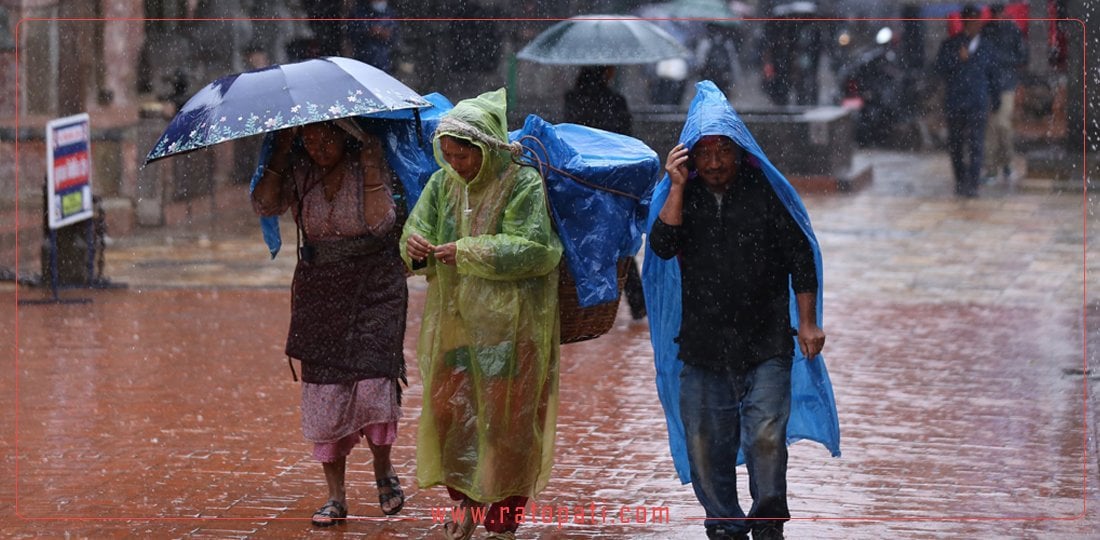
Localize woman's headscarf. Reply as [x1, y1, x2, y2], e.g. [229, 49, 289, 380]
[432, 88, 520, 181]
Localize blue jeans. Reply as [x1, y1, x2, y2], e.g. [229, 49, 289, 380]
[680, 356, 792, 536]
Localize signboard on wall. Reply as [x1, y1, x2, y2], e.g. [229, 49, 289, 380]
[46, 113, 93, 229]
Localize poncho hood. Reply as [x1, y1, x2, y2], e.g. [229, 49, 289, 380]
[678, 81, 763, 155]
[643, 80, 841, 483]
[433, 88, 514, 186]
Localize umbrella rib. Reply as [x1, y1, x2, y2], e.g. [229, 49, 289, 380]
[622, 20, 650, 59]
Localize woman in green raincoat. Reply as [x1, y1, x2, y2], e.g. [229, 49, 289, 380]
[401, 88, 562, 540]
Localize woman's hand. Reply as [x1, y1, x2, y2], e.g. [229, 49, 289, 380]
[666, 143, 690, 187]
[433, 242, 457, 266]
[406, 233, 434, 262]
[253, 128, 298, 215]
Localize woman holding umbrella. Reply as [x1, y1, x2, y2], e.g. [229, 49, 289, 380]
[252, 119, 408, 526]
[401, 88, 563, 540]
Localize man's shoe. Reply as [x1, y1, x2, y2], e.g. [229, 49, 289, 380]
[752, 524, 784, 540]
[707, 528, 749, 540]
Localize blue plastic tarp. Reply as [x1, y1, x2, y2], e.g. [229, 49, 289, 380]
[642, 81, 841, 483]
[510, 116, 660, 307]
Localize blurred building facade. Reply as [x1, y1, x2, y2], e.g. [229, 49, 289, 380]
[0, 0, 1095, 278]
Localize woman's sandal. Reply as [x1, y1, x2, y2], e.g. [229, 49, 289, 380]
[442, 501, 483, 540]
[311, 499, 348, 527]
[376, 475, 405, 516]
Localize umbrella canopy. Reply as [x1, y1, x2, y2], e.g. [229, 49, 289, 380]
[144, 56, 430, 165]
[772, 1, 818, 17]
[635, 3, 706, 46]
[652, 0, 742, 26]
[516, 15, 690, 66]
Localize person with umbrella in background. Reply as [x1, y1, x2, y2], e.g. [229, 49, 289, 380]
[402, 88, 562, 540]
[563, 65, 647, 320]
[251, 119, 409, 526]
[564, 66, 632, 136]
[517, 16, 690, 326]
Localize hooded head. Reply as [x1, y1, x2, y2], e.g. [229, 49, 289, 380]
[433, 88, 516, 183]
[679, 81, 760, 151]
[677, 81, 764, 190]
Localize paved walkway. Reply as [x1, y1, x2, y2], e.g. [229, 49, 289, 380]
[2, 149, 1097, 538]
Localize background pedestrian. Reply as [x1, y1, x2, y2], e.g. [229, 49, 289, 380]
[982, 3, 1027, 183]
[348, 0, 399, 73]
[933, 4, 1000, 198]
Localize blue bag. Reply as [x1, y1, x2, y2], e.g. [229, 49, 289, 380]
[510, 116, 660, 308]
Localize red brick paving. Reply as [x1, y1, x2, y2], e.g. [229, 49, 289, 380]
[1, 150, 1097, 538]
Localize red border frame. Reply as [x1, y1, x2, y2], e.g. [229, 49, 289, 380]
[9, 15, 1091, 527]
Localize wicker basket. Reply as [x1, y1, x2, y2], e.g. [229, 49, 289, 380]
[558, 258, 630, 344]
[519, 136, 638, 345]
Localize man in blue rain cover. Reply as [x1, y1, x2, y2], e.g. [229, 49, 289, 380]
[644, 81, 840, 540]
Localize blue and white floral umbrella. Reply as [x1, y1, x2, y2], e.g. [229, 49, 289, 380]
[143, 56, 430, 165]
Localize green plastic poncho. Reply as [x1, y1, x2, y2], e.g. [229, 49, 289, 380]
[400, 88, 564, 502]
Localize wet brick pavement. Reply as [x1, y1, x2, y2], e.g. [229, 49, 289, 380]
[2, 150, 1098, 539]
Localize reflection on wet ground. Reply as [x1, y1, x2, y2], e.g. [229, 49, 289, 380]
[2, 150, 1097, 538]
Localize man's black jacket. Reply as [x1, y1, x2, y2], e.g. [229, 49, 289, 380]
[649, 163, 817, 372]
